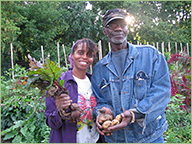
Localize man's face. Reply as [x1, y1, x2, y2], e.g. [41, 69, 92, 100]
[104, 19, 129, 45]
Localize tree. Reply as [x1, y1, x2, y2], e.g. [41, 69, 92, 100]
[1, 1, 103, 75]
[1, 1, 69, 75]
[1, 1, 191, 76]
[16, 1, 68, 61]
[157, 1, 191, 53]
[56, 1, 101, 43]
[91, 1, 191, 55]
[1, 1, 25, 74]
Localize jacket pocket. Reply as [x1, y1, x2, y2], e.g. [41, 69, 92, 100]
[99, 78, 110, 95]
[133, 70, 149, 100]
[99, 78, 110, 89]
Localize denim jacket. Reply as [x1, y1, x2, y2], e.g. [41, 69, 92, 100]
[91, 43, 171, 143]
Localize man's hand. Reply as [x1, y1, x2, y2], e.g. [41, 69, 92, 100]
[55, 93, 72, 110]
[96, 107, 113, 136]
[107, 110, 132, 133]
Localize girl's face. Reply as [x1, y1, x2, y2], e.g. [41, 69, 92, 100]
[72, 42, 94, 72]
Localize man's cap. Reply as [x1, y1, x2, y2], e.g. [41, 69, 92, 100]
[102, 8, 129, 27]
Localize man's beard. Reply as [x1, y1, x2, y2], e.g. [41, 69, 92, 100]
[110, 36, 127, 45]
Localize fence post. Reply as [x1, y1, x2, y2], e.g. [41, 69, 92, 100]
[10, 43, 14, 79]
[41, 45, 44, 63]
[90, 65, 92, 74]
[98, 40, 102, 60]
[175, 42, 177, 53]
[57, 42, 60, 67]
[161, 42, 164, 56]
[180, 43, 183, 53]
[108, 42, 111, 51]
[187, 43, 189, 55]
[62, 44, 68, 69]
[137, 41, 139, 45]
[168, 42, 171, 56]
[156, 42, 158, 50]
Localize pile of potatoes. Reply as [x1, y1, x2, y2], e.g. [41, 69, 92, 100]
[98, 113, 122, 130]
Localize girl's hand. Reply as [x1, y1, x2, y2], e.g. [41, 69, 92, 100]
[55, 93, 72, 110]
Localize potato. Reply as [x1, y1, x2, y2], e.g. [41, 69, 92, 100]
[98, 113, 113, 125]
[102, 120, 113, 130]
[111, 119, 120, 126]
[115, 114, 122, 122]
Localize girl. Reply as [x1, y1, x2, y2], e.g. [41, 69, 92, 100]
[45, 38, 102, 143]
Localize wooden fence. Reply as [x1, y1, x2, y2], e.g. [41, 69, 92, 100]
[9, 41, 190, 79]
[98, 41, 190, 60]
[10, 42, 69, 79]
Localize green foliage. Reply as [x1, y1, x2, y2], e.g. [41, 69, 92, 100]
[24, 56, 66, 96]
[1, 1, 191, 76]
[1, 65, 51, 143]
[1, 1, 26, 75]
[164, 52, 191, 143]
[1, 1, 24, 52]
[122, 1, 191, 46]
[164, 94, 191, 143]
[1, 96, 51, 143]
[1, 64, 28, 101]
[17, 1, 67, 60]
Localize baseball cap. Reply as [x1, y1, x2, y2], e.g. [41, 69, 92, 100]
[102, 8, 129, 27]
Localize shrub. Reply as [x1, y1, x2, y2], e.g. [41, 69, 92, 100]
[164, 94, 191, 143]
[165, 51, 191, 143]
[1, 65, 51, 143]
[167, 52, 191, 107]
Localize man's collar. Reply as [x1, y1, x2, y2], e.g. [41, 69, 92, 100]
[100, 42, 139, 65]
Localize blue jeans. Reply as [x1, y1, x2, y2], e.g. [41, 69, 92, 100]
[151, 135, 164, 143]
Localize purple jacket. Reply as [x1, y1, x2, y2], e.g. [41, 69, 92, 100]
[45, 68, 91, 143]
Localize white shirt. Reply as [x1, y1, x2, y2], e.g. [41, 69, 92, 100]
[73, 75, 99, 143]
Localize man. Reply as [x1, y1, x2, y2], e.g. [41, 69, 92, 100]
[91, 8, 171, 143]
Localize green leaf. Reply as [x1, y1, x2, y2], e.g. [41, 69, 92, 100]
[29, 124, 36, 132]
[20, 127, 28, 137]
[12, 135, 23, 143]
[14, 120, 25, 128]
[59, 79, 64, 88]
[24, 75, 40, 88]
[46, 59, 62, 81]
[55, 70, 63, 81]
[3, 130, 18, 140]
[1, 120, 25, 135]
